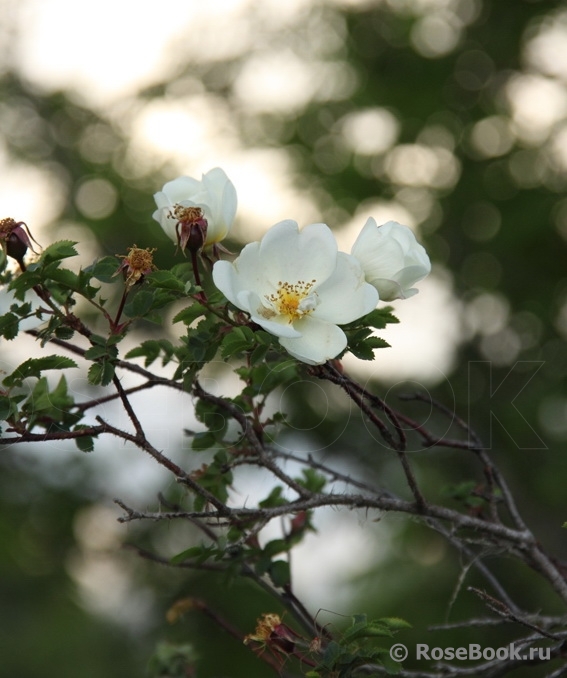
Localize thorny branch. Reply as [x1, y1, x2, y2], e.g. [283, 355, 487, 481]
[3, 332, 567, 677]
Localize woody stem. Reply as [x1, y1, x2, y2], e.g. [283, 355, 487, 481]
[190, 249, 207, 302]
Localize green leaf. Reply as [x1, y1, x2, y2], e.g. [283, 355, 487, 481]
[349, 334, 390, 361]
[8, 270, 42, 298]
[124, 288, 155, 317]
[268, 560, 291, 587]
[125, 340, 161, 366]
[84, 345, 110, 360]
[321, 641, 343, 668]
[263, 539, 289, 557]
[220, 326, 256, 359]
[0, 312, 19, 340]
[40, 240, 78, 264]
[250, 343, 270, 365]
[75, 428, 95, 452]
[148, 270, 186, 292]
[3, 355, 77, 388]
[86, 256, 121, 283]
[191, 431, 218, 451]
[87, 361, 115, 386]
[194, 399, 227, 437]
[54, 325, 75, 340]
[376, 617, 412, 631]
[380, 651, 403, 675]
[0, 395, 17, 421]
[172, 303, 207, 325]
[45, 267, 81, 290]
[87, 363, 103, 385]
[362, 307, 400, 330]
[100, 361, 115, 386]
[341, 619, 394, 645]
[259, 486, 287, 508]
[28, 375, 73, 413]
[170, 544, 216, 565]
[297, 468, 326, 493]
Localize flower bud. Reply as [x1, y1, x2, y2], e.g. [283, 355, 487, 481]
[172, 205, 208, 254]
[0, 218, 40, 268]
[351, 218, 431, 301]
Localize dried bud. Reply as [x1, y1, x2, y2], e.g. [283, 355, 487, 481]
[115, 245, 157, 291]
[0, 218, 40, 268]
[244, 613, 300, 655]
[171, 205, 208, 254]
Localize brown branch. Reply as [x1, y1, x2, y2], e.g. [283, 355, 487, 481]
[0, 424, 106, 445]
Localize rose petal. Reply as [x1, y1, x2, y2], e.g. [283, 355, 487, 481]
[279, 316, 347, 365]
[314, 252, 378, 324]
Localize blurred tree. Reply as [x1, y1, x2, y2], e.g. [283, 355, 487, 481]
[2, 0, 567, 676]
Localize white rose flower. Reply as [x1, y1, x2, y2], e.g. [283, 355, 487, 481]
[153, 167, 237, 251]
[351, 218, 431, 301]
[213, 220, 378, 365]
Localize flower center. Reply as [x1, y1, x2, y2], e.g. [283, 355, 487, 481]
[262, 279, 317, 323]
[170, 205, 204, 224]
[115, 245, 157, 290]
[0, 217, 17, 238]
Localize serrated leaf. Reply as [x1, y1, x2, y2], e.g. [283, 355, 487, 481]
[124, 289, 155, 317]
[376, 617, 412, 631]
[84, 345, 110, 360]
[0, 395, 17, 421]
[148, 270, 186, 292]
[191, 431, 217, 451]
[341, 620, 393, 644]
[87, 361, 115, 386]
[349, 335, 390, 361]
[250, 343, 269, 365]
[125, 340, 161, 367]
[87, 363, 103, 385]
[297, 468, 326, 493]
[0, 312, 19, 340]
[86, 256, 121, 283]
[75, 433, 94, 453]
[55, 325, 75, 340]
[40, 240, 78, 264]
[172, 304, 207, 325]
[3, 355, 77, 388]
[100, 361, 115, 386]
[363, 307, 400, 329]
[46, 267, 81, 289]
[90, 333, 109, 346]
[259, 486, 287, 508]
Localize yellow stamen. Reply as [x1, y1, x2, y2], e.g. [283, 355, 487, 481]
[262, 279, 317, 323]
[0, 218, 17, 238]
[171, 205, 204, 223]
[116, 245, 157, 289]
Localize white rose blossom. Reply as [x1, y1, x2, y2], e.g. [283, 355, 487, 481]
[153, 168, 237, 251]
[212, 220, 378, 365]
[351, 218, 431, 301]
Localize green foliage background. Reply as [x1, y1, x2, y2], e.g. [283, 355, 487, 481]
[1, 1, 567, 676]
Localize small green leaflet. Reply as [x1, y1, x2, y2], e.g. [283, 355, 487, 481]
[3, 355, 77, 388]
